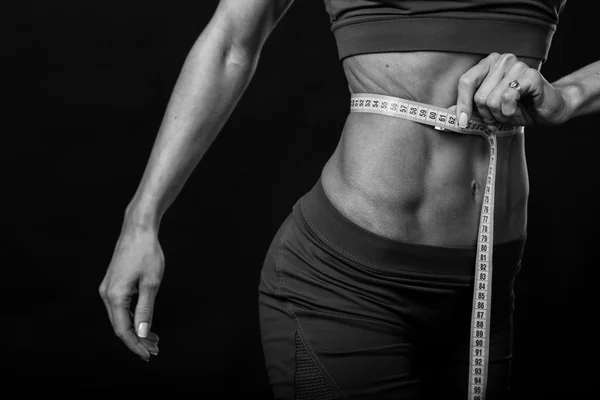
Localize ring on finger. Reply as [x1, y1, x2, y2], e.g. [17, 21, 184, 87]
[508, 79, 523, 95]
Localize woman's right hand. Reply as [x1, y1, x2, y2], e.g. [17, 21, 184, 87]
[99, 224, 164, 361]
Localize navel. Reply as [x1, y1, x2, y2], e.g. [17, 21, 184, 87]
[471, 180, 480, 197]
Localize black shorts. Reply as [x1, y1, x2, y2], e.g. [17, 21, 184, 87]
[258, 179, 525, 400]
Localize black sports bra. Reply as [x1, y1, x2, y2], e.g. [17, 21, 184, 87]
[322, 0, 568, 61]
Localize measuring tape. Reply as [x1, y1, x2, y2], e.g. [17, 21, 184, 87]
[349, 93, 523, 400]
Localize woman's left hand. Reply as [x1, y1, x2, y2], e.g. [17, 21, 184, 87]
[452, 52, 571, 130]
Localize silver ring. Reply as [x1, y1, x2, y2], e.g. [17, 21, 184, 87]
[508, 79, 522, 94]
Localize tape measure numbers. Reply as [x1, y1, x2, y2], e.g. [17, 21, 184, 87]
[349, 93, 523, 400]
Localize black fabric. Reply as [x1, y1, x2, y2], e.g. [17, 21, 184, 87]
[258, 179, 524, 399]
[294, 330, 345, 400]
[321, 0, 568, 61]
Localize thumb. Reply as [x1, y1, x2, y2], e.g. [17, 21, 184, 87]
[134, 278, 159, 338]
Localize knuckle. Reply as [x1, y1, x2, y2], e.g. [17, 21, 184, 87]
[500, 53, 517, 64]
[501, 90, 514, 102]
[458, 75, 472, 89]
[486, 97, 501, 110]
[514, 61, 528, 72]
[141, 278, 161, 290]
[107, 289, 125, 304]
[474, 92, 487, 106]
[486, 52, 501, 62]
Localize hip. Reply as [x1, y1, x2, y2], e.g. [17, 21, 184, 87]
[258, 181, 523, 398]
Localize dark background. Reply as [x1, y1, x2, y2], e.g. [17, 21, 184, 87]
[6, 0, 599, 398]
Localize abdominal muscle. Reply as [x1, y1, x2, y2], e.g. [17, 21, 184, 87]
[320, 51, 541, 247]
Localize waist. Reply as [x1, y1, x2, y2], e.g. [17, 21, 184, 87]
[298, 178, 526, 280]
[320, 95, 529, 247]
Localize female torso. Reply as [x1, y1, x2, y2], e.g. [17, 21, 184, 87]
[321, 51, 542, 247]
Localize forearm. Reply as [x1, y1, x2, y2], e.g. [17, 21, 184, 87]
[124, 24, 258, 230]
[552, 60, 600, 121]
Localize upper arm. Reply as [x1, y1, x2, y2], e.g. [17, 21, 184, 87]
[211, 0, 296, 58]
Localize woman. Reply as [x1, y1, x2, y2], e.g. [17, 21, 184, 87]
[99, 0, 599, 398]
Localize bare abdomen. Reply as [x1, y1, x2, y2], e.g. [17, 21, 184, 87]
[319, 52, 532, 247]
[321, 115, 528, 246]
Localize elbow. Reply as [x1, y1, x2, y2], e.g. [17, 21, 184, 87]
[224, 34, 262, 71]
[190, 18, 261, 76]
[225, 42, 259, 70]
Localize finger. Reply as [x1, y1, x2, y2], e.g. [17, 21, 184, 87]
[142, 331, 160, 343]
[486, 61, 531, 123]
[500, 68, 544, 120]
[472, 54, 519, 129]
[109, 290, 151, 361]
[134, 276, 160, 339]
[140, 336, 159, 356]
[134, 321, 159, 354]
[447, 105, 482, 122]
[456, 53, 499, 128]
[98, 281, 114, 327]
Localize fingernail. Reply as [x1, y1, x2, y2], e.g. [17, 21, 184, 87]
[459, 112, 468, 128]
[137, 322, 149, 338]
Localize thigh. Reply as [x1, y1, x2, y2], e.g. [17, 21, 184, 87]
[258, 213, 420, 400]
[258, 296, 420, 400]
[417, 279, 516, 400]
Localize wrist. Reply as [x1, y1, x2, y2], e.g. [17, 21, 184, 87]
[124, 200, 161, 233]
[552, 80, 583, 123]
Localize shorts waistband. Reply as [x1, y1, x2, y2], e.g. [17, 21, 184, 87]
[295, 179, 525, 281]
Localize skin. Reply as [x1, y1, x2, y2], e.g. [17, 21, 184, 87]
[99, 0, 600, 361]
[321, 51, 542, 247]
